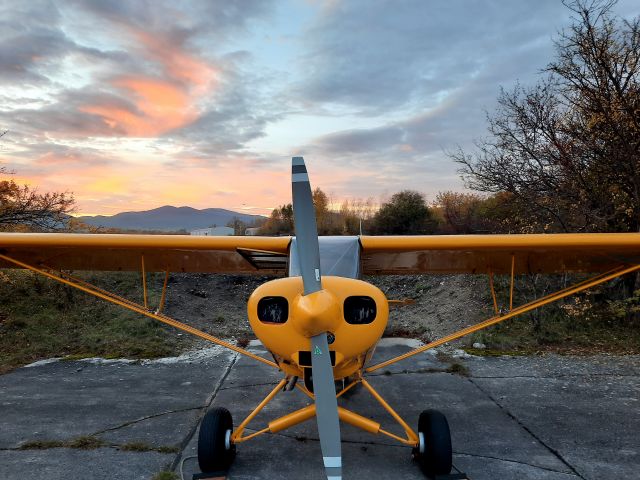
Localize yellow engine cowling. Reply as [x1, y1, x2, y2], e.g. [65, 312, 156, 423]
[247, 276, 389, 379]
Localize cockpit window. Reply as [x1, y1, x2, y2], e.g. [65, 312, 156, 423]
[344, 296, 376, 324]
[257, 296, 289, 324]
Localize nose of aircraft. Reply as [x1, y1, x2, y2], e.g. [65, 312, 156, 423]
[291, 288, 341, 338]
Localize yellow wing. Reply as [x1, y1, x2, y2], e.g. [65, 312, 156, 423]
[0, 233, 291, 274]
[360, 233, 640, 274]
[3, 232, 640, 275]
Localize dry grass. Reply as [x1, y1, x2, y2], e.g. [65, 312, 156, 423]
[0, 270, 184, 373]
[19, 436, 105, 450]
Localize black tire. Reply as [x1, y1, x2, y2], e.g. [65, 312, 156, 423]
[415, 409, 452, 477]
[198, 407, 236, 473]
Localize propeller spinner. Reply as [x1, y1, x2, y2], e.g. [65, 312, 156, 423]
[291, 156, 342, 480]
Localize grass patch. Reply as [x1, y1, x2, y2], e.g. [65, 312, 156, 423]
[473, 277, 640, 355]
[19, 435, 105, 450]
[119, 441, 179, 454]
[65, 436, 106, 449]
[18, 440, 65, 450]
[469, 306, 640, 355]
[463, 347, 531, 357]
[18, 437, 180, 455]
[0, 270, 184, 373]
[445, 362, 469, 376]
[60, 353, 96, 361]
[151, 472, 179, 480]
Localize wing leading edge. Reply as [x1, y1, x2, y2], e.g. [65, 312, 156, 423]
[0, 233, 291, 273]
[360, 233, 640, 274]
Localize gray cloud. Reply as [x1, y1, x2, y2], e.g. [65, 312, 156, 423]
[0, 1, 110, 85]
[295, 0, 569, 114]
[0, 0, 282, 162]
[169, 52, 286, 157]
[289, 0, 609, 196]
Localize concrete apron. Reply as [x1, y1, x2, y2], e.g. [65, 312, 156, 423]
[1, 340, 638, 480]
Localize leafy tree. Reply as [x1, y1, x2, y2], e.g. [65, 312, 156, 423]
[371, 190, 437, 235]
[258, 204, 294, 235]
[226, 216, 248, 236]
[453, 0, 640, 234]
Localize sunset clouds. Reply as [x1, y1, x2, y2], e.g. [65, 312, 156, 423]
[1, 1, 638, 215]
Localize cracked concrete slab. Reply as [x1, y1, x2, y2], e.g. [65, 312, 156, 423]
[464, 353, 640, 379]
[469, 374, 640, 479]
[0, 448, 173, 480]
[0, 346, 236, 479]
[178, 342, 638, 480]
[1, 341, 638, 480]
[95, 408, 203, 448]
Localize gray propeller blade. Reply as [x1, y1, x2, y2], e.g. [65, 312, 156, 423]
[291, 156, 321, 295]
[291, 156, 342, 480]
[311, 333, 342, 480]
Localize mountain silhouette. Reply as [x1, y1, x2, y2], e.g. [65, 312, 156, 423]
[77, 206, 264, 232]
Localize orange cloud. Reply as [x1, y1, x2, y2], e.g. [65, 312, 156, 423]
[79, 26, 217, 138]
[81, 77, 198, 136]
[12, 150, 290, 216]
[12, 147, 389, 218]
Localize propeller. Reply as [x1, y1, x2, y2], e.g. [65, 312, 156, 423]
[291, 156, 342, 480]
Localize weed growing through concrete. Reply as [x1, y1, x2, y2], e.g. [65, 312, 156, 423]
[119, 441, 179, 454]
[151, 471, 179, 480]
[18, 436, 105, 450]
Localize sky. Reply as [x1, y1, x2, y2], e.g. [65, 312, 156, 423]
[1, 0, 638, 216]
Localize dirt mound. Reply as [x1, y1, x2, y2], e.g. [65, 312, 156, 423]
[162, 273, 491, 346]
[369, 274, 492, 342]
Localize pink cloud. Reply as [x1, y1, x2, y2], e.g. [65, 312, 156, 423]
[78, 25, 217, 138]
[80, 76, 198, 136]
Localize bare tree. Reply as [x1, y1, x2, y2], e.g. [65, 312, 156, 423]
[0, 181, 74, 231]
[453, 0, 640, 233]
[0, 131, 75, 231]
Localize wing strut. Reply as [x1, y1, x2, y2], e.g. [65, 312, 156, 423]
[365, 263, 640, 373]
[0, 253, 278, 369]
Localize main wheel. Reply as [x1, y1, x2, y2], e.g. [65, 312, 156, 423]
[414, 409, 452, 477]
[198, 407, 236, 473]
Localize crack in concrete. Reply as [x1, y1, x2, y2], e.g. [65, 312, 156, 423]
[218, 380, 280, 391]
[466, 377, 587, 480]
[368, 367, 451, 377]
[369, 368, 639, 381]
[171, 352, 240, 471]
[453, 451, 580, 477]
[469, 373, 639, 380]
[91, 406, 205, 436]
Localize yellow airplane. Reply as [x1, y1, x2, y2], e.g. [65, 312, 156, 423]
[2, 157, 640, 479]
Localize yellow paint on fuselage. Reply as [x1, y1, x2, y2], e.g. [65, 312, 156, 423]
[248, 276, 389, 380]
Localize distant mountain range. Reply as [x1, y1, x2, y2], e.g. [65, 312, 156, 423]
[76, 206, 265, 232]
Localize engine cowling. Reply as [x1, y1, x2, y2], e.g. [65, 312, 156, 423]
[247, 276, 389, 379]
